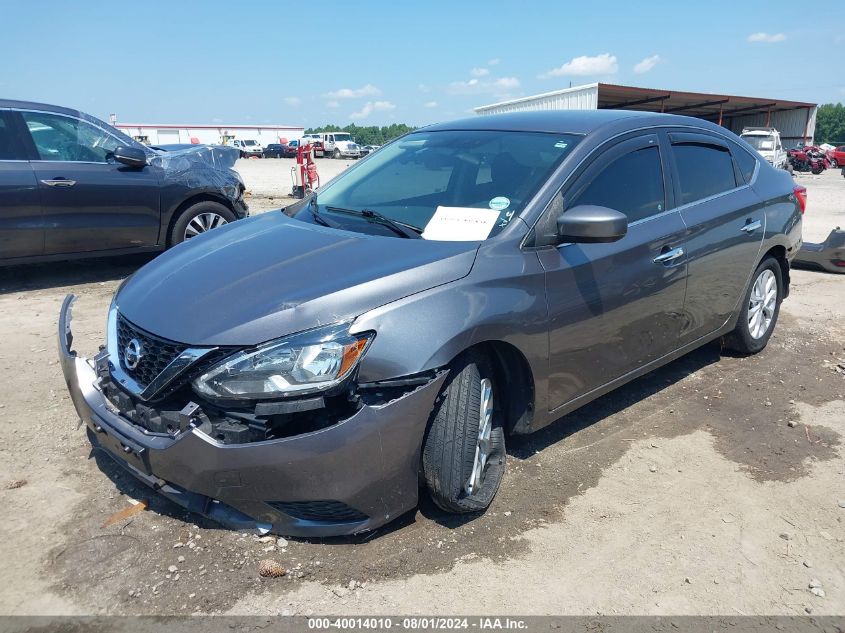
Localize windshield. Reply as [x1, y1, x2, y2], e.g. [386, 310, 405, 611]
[300, 129, 580, 240]
[334, 133, 353, 142]
[243, 140, 257, 146]
[743, 135, 776, 151]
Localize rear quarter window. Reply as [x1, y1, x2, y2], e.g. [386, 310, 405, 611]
[732, 144, 758, 184]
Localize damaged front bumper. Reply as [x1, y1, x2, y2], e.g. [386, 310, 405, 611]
[58, 295, 446, 537]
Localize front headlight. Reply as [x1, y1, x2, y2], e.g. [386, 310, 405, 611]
[192, 323, 373, 401]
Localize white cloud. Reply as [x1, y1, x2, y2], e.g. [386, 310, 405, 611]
[488, 58, 500, 66]
[325, 83, 381, 99]
[424, 101, 438, 108]
[283, 96, 301, 106]
[633, 54, 662, 74]
[471, 67, 490, 77]
[325, 100, 339, 108]
[538, 53, 618, 78]
[448, 76, 520, 95]
[349, 100, 396, 120]
[747, 32, 786, 43]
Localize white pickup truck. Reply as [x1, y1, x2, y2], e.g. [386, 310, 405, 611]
[740, 127, 788, 170]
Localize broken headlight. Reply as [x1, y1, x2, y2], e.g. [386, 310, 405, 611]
[192, 323, 373, 401]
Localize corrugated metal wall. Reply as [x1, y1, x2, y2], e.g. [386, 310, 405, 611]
[475, 83, 817, 148]
[475, 84, 599, 115]
[726, 108, 816, 148]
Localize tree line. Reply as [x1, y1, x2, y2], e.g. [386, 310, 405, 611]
[303, 123, 416, 146]
[814, 103, 845, 145]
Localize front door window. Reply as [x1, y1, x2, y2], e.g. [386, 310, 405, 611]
[22, 112, 122, 163]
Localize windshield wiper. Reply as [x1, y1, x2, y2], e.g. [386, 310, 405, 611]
[308, 197, 341, 229]
[325, 206, 423, 239]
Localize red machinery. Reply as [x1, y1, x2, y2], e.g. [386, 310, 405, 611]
[290, 142, 320, 198]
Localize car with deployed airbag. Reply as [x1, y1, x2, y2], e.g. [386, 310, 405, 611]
[59, 110, 802, 536]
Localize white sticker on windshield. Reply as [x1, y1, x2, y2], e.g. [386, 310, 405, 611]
[489, 196, 510, 211]
[422, 206, 501, 241]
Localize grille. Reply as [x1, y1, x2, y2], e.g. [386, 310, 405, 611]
[267, 500, 368, 523]
[116, 314, 187, 389]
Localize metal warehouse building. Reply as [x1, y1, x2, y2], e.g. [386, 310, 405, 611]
[115, 123, 304, 147]
[475, 83, 817, 148]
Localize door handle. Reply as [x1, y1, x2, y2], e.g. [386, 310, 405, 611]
[653, 247, 685, 264]
[741, 219, 762, 233]
[41, 178, 76, 187]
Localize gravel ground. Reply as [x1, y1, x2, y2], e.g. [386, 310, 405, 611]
[0, 168, 842, 616]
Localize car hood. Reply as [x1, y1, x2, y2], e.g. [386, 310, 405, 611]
[151, 145, 240, 171]
[116, 212, 480, 346]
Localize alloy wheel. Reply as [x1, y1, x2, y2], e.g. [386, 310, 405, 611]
[748, 269, 777, 339]
[465, 378, 494, 495]
[184, 212, 229, 240]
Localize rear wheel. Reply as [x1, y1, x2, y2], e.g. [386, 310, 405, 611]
[169, 201, 236, 246]
[422, 351, 506, 514]
[723, 257, 782, 355]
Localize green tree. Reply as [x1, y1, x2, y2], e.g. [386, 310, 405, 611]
[814, 103, 845, 145]
[303, 123, 416, 146]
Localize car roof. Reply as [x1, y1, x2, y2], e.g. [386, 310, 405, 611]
[422, 109, 728, 137]
[0, 98, 85, 118]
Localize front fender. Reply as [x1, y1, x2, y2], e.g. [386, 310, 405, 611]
[350, 238, 551, 413]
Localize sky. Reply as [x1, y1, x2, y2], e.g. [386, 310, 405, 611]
[1, 0, 843, 128]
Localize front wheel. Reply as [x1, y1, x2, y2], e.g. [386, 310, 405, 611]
[722, 257, 782, 355]
[422, 351, 506, 514]
[169, 201, 236, 246]
[333, 149, 341, 159]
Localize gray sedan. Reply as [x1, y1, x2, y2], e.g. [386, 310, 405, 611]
[59, 110, 802, 536]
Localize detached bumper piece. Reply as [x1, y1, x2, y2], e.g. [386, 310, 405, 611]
[793, 228, 845, 274]
[58, 295, 447, 536]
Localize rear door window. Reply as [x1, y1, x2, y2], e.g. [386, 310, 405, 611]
[672, 141, 738, 205]
[569, 145, 665, 224]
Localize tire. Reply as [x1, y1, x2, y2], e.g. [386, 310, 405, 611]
[722, 257, 783, 355]
[168, 201, 236, 246]
[333, 149, 341, 159]
[422, 351, 506, 514]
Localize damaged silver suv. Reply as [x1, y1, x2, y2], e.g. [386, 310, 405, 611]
[60, 110, 802, 536]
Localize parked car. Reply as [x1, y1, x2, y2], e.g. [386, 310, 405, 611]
[232, 139, 263, 158]
[59, 110, 802, 537]
[263, 143, 287, 158]
[283, 139, 301, 157]
[361, 144, 381, 155]
[825, 145, 845, 167]
[0, 99, 247, 264]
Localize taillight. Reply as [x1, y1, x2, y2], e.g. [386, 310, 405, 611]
[793, 185, 807, 214]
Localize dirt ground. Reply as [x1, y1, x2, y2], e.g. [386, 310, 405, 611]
[0, 167, 843, 616]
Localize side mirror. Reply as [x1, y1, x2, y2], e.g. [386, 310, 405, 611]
[113, 146, 148, 168]
[557, 205, 627, 244]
